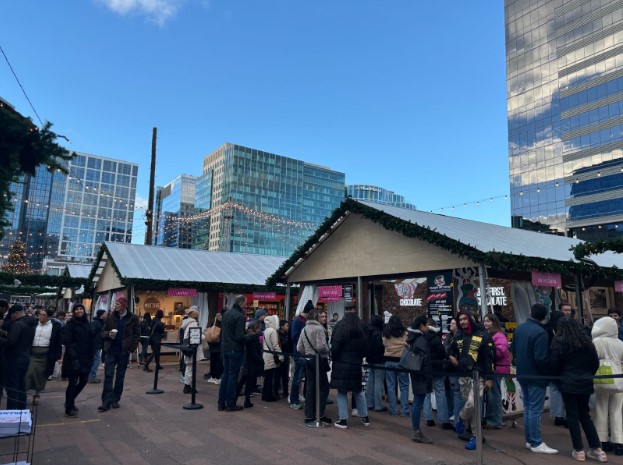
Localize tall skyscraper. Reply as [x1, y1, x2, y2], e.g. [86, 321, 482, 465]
[506, 0, 623, 240]
[346, 184, 416, 210]
[193, 143, 345, 256]
[154, 174, 197, 248]
[1, 151, 138, 273]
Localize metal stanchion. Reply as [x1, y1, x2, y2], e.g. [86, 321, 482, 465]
[183, 345, 203, 410]
[146, 356, 163, 394]
[472, 370, 483, 465]
[308, 354, 325, 428]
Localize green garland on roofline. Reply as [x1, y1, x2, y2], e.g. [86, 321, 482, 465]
[266, 199, 622, 285]
[572, 239, 623, 260]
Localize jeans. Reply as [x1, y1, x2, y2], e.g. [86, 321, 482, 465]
[485, 377, 504, 428]
[423, 376, 449, 422]
[218, 350, 244, 409]
[304, 358, 329, 420]
[449, 375, 464, 419]
[289, 354, 305, 405]
[365, 365, 385, 410]
[140, 337, 149, 361]
[101, 351, 130, 404]
[411, 392, 427, 430]
[89, 349, 101, 380]
[385, 361, 410, 415]
[562, 392, 601, 451]
[520, 383, 546, 448]
[548, 382, 565, 418]
[338, 389, 367, 420]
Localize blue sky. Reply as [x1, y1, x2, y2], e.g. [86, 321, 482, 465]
[1, 0, 509, 242]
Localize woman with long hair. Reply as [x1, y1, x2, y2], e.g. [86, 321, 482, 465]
[62, 303, 95, 417]
[383, 315, 410, 417]
[483, 312, 510, 429]
[551, 317, 606, 462]
[143, 309, 165, 372]
[331, 311, 369, 429]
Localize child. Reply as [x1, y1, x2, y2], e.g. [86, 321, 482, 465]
[236, 321, 264, 408]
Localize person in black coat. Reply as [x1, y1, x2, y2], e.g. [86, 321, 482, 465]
[407, 315, 433, 444]
[422, 318, 451, 429]
[144, 309, 165, 372]
[62, 303, 95, 418]
[26, 307, 63, 403]
[331, 311, 369, 429]
[277, 319, 291, 397]
[89, 309, 107, 383]
[365, 314, 386, 412]
[236, 321, 263, 408]
[550, 317, 606, 461]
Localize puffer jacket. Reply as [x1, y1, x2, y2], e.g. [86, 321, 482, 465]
[296, 320, 329, 359]
[592, 316, 623, 376]
[263, 315, 283, 370]
[330, 318, 367, 392]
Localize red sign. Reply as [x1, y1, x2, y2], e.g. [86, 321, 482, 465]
[167, 288, 197, 297]
[319, 285, 343, 301]
[252, 292, 277, 300]
[615, 281, 623, 293]
[531, 271, 561, 288]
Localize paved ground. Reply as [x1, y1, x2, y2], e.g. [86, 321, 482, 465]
[1, 360, 622, 465]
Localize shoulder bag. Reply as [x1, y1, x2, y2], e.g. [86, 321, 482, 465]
[398, 345, 423, 373]
[303, 329, 331, 372]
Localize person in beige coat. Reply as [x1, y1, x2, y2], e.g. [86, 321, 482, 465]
[262, 315, 283, 401]
[592, 316, 623, 456]
[383, 315, 410, 416]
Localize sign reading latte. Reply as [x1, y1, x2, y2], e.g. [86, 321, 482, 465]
[143, 297, 161, 311]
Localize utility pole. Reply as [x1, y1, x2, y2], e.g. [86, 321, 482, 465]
[145, 127, 157, 245]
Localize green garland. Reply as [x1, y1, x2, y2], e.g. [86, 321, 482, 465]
[0, 285, 62, 296]
[572, 239, 623, 260]
[0, 272, 87, 288]
[267, 198, 622, 285]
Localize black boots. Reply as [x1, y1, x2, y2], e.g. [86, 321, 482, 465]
[183, 384, 197, 394]
[143, 354, 154, 371]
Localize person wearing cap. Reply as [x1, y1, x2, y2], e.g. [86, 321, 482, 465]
[25, 307, 63, 404]
[288, 300, 313, 409]
[98, 296, 140, 412]
[2, 304, 37, 409]
[62, 303, 95, 417]
[88, 309, 108, 383]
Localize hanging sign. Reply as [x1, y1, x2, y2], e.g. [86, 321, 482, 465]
[252, 292, 277, 300]
[168, 288, 197, 297]
[531, 271, 561, 288]
[319, 285, 342, 301]
[615, 281, 623, 292]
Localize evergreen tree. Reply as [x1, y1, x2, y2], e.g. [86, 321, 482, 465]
[2, 240, 32, 275]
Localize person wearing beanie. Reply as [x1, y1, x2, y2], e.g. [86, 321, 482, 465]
[89, 309, 108, 383]
[254, 309, 268, 332]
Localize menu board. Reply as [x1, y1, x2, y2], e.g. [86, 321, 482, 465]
[427, 271, 454, 333]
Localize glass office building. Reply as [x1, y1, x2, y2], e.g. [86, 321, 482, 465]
[155, 174, 197, 249]
[347, 185, 416, 210]
[1, 152, 138, 272]
[196, 143, 345, 256]
[506, 0, 623, 240]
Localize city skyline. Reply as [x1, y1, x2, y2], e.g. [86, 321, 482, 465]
[1, 1, 509, 245]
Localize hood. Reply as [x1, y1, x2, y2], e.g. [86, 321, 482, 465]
[592, 316, 618, 339]
[264, 314, 279, 330]
[456, 310, 475, 336]
[181, 317, 196, 330]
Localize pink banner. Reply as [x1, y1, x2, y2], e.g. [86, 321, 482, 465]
[531, 271, 561, 288]
[615, 281, 623, 293]
[167, 288, 197, 297]
[252, 292, 277, 300]
[319, 285, 342, 301]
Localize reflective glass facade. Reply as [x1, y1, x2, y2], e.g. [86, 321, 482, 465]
[154, 174, 197, 248]
[506, 0, 623, 239]
[1, 152, 138, 272]
[197, 143, 345, 256]
[346, 185, 416, 210]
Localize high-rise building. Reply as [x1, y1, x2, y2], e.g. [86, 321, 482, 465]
[346, 185, 416, 210]
[1, 151, 138, 273]
[154, 174, 197, 248]
[506, 0, 623, 240]
[193, 143, 345, 256]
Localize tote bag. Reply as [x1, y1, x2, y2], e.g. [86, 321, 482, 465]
[594, 341, 623, 393]
[397, 347, 423, 373]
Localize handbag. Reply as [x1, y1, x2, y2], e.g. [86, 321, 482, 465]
[303, 329, 331, 372]
[594, 359, 623, 392]
[398, 347, 423, 373]
[205, 324, 221, 344]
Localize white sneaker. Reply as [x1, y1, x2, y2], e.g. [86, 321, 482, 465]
[213, 378, 221, 384]
[351, 408, 359, 417]
[449, 415, 455, 422]
[299, 395, 305, 402]
[531, 443, 558, 454]
[526, 442, 531, 449]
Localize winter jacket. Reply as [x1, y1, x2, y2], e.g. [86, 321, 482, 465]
[290, 314, 307, 356]
[44, 320, 63, 377]
[365, 322, 385, 365]
[296, 320, 329, 359]
[62, 315, 95, 377]
[182, 316, 203, 358]
[243, 332, 264, 376]
[408, 329, 432, 395]
[491, 331, 511, 374]
[262, 315, 283, 370]
[550, 335, 599, 395]
[592, 316, 623, 382]
[221, 304, 246, 352]
[150, 317, 166, 345]
[330, 320, 367, 392]
[91, 317, 105, 351]
[103, 311, 140, 355]
[424, 327, 446, 373]
[4, 315, 37, 358]
[383, 333, 407, 361]
[513, 318, 550, 387]
[448, 312, 494, 378]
